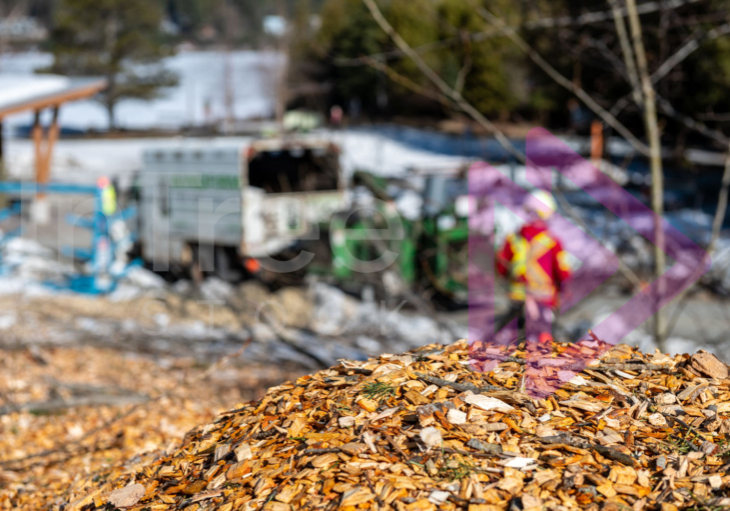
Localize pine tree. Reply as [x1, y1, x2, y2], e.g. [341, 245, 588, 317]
[46, 0, 178, 129]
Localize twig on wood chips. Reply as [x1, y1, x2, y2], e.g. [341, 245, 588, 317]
[415, 372, 503, 393]
[537, 434, 636, 466]
[301, 448, 342, 455]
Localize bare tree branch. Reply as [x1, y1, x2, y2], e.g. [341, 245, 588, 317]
[609, 77, 730, 148]
[359, 55, 452, 107]
[625, 0, 667, 348]
[334, 35, 465, 67]
[361, 0, 525, 163]
[454, 30, 473, 95]
[584, 37, 631, 79]
[606, 16, 730, 148]
[656, 94, 729, 145]
[652, 22, 730, 84]
[454, 57, 472, 95]
[698, 112, 730, 122]
[523, 0, 701, 30]
[609, 92, 635, 117]
[336, 0, 702, 67]
[609, 0, 643, 107]
[611, 20, 730, 117]
[363, 42, 730, 172]
[472, 3, 651, 156]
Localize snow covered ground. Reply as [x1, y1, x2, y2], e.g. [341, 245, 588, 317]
[0, 49, 282, 131]
[2, 130, 471, 188]
[0, 49, 469, 184]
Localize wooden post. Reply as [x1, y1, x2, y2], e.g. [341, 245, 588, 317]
[32, 110, 42, 184]
[31, 107, 60, 224]
[32, 107, 60, 187]
[39, 107, 60, 185]
[590, 120, 604, 165]
[31, 109, 49, 223]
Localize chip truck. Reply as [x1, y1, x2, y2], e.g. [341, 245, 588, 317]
[133, 138, 344, 280]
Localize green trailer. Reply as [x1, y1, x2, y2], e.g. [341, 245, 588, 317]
[327, 170, 469, 307]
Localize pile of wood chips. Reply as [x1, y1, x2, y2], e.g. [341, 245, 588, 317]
[34, 341, 730, 510]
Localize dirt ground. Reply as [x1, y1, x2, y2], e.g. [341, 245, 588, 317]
[0, 281, 323, 509]
[0, 340, 308, 510]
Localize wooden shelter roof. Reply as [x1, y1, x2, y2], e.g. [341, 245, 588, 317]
[0, 75, 106, 120]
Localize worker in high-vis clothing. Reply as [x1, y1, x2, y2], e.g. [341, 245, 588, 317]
[495, 190, 571, 337]
[96, 175, 132, 278]
[97, 176, 117, 217]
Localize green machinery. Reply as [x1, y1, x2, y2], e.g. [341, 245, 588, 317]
[327, 170, 469, 306]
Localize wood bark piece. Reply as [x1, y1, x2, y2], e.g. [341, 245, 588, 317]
[107, 483, 145, 509]
[690, 350, 729, 379]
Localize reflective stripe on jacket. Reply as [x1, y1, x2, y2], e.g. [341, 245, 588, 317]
[101, 185, 117, 216]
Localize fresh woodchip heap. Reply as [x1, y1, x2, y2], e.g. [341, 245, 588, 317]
[42, 340, 730, 510]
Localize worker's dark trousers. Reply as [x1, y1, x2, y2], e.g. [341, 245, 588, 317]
[495, 299, 558, 397]
[494, 300, 526, 333]
[472, 298, 562, 397]
[494, 299, 556, 349]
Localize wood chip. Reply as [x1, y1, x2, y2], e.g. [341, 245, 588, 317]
[420, 426, 442, 449]
[446, 408, 467, 424]
[690, 350, 729, 379]
[463, 394, 514, 412]
[107, 483, 145, 509]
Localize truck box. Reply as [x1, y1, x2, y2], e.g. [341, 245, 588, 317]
[136, 138, 343, 276]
